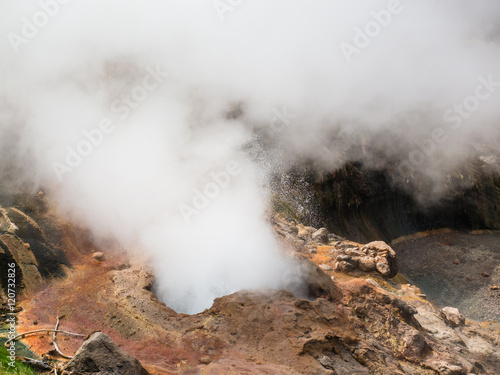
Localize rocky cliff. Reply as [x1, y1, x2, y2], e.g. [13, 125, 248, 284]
[272, 157, 500, 244]
[1, 192, 499, 374]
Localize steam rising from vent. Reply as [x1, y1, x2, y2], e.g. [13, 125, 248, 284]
[1, 1, 500, 313]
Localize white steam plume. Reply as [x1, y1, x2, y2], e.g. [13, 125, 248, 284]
[1, 0, 500, 312]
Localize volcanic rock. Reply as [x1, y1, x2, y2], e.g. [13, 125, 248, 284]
[345, 248, 365, 257]
[297, 224, 317, 239]
[357, 257, 377, 272]
[376, 262, 391, 276]
[362, 241, 399, 277]
[311, 227, 329, 243]
[63, 332, 149, 375]
[329, 241, 398, 277]
[92, 252, 106, 261]
[336, 260, 355, 272]
[276, 215, 400, 278]
[362, 241, 396, 257]
[319, 263, 333, 271]
[336, 254, 352, 262]
[442, 307, 466, 327]
[328, 233, 344, 242]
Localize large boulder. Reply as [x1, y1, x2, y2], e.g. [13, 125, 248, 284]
[63, 332, 149, 375]
[360, 241, 399, 278]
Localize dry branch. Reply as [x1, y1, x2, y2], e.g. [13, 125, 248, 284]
[4, 329, 84, 348]
[53, 315, 74, 359]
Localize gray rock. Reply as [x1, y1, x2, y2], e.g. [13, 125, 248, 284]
[442, 307, 465, 327]
[345, 248, 365, 257]
[92, 252, 106, 261]
[63, 332, 149, 375]
[376, 262, 391, 276]
[319, 263, 333, 271]
[336, 261, 355, 272]
[362, 241, 396, 257]
[327, 233, 343, 242]
[358, 257, 377, 272]
[337, 242, 353, 249]
[336, 254, 352, 262]
[298, 227, 315, 240]
[312, 228, 329, 244]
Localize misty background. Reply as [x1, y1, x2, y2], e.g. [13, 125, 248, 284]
[0, 0, 499, 313]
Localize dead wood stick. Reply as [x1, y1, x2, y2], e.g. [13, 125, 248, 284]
[5, 329, 85, 348]
[53, 315, 74, 359]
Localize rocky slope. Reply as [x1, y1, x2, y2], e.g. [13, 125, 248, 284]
[1, 193, 500, 374]
[393, 230, 500, 322]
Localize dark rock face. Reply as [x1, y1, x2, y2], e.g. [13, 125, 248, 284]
[63, 332, 150, 375]
[5, 205, 70, 279]
[0, 234, 43, 293]
[0, 192, 73, 298]
[277, 161, 500, 243]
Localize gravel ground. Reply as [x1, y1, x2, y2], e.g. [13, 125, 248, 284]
[393, 231, 500, 322]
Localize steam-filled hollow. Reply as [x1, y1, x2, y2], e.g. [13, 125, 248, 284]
[1, 0, 500, 315]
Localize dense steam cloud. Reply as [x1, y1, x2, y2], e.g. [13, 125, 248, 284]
[1, 0, 499, 312]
